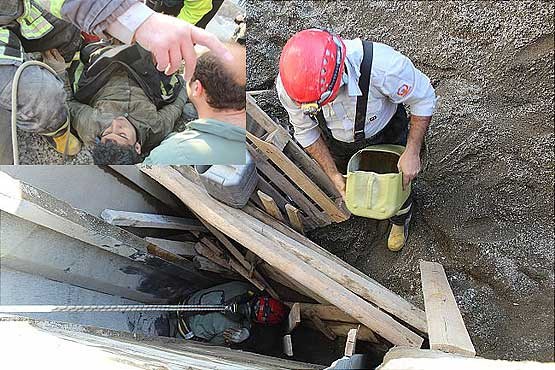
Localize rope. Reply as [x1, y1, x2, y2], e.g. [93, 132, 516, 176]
[0, 304, 233, 313]
[11, 60, 69, 165]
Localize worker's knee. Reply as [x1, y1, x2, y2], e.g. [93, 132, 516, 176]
[0, 64, 67, 134]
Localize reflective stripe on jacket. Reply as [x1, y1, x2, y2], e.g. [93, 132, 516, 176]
[0, 28, 23, 63]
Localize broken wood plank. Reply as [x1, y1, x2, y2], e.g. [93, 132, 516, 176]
[345, 328, 358, 356]
[144, 237, 196, 257]
[285, 204, 304, 234]
[257, 191, 284, 221]
[100, 210, 206, 232]
[248, 145, 331, 227]
[308, 315, 337, 341]
[286, 303, 301, 333]
[283, 334, 294, 357]
[265, 129, 289, 151]
[255, 177, 289, 211]
[0, 171, 213, 286]
[141, 166, 423, 347]
[248, 132, 349, 223]
[420, 260, 476, 357]
[242, 203, 428, 334]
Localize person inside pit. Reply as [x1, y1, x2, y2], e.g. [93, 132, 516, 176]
[276, 29, 437, 251]
[142, 42, 246, 165]
[168, 281, 287, 354]
[0, 0, 233, 165]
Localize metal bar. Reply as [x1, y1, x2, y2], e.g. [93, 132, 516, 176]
[0, 304, 231, 313]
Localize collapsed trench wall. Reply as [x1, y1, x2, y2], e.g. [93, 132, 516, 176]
[247, 0, 554, 362]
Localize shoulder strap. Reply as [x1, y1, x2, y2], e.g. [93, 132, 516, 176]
[354, 41, 374, 142]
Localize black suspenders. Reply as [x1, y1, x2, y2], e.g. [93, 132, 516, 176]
[311, 41, 374, 143]
[354, 40, 374, 141]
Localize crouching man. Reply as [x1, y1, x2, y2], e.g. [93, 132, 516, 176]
[143, 43, 246, 165]
[170, 281, 287, 349]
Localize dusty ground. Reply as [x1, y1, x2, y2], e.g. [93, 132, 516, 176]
[248, 0, 554, 362]
[16, 0, 244, 165]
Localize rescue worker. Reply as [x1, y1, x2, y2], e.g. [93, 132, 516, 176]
[146, 0, 224, 29]
[277, 29, 437, 251]
[41, 42, 186, 165]
[143, 43, 246, 165]
[170, 281, 287, 348]
[0, 0, 233, 164]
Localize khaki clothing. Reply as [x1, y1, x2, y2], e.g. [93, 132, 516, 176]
[69, 69, 186, 153]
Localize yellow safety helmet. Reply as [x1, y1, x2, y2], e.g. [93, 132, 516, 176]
[345, 144, 411, 220]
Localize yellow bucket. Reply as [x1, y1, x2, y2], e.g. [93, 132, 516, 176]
[345, 144, 410, 220]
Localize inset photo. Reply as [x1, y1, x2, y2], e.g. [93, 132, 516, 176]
[1, 0, 246, 165]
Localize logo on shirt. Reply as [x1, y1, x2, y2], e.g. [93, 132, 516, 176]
[397, 84, 411, 97]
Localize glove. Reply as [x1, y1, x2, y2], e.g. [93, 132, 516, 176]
[41, 49, 67, 75]
[223, 328, 250, 344]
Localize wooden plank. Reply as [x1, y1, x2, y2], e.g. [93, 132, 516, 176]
[282, 334, 294, 357]
[257, 263, 325, 303]
[198, 219, 280, 299]
[0, 171, 212, 285]
[285, 303, 358, 324]
[345, 328, 358, 356]
[248, 145, 330, 227]
[255, 177, 289, 211]
[265, 129, 289, 151]
[242, 203, 428, 334]
[420, 260, 476, 357]
[325, 322, 377, 343]
[285, 204, 304, 234]
[248, 132, 349, 223]
[246, 94, 340, 199]
[308, 315, 337, 341]
[286, 303, 301, 333]
[257, 191, 284, 221]
[108, 165, 181, 211]
[101, 210, 206, 232]
[141, 166, 424, 348]
[144, 237, 196, 257]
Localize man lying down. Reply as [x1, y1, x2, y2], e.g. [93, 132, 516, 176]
[43, 41, 245, 165]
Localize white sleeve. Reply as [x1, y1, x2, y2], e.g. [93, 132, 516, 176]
[276, 75, 321, 148]
[376, 50, 437, 117]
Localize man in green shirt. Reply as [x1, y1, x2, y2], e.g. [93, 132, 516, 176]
[144, 42, 245, 165]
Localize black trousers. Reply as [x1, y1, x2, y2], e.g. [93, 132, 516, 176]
[319, 104, 413, 225]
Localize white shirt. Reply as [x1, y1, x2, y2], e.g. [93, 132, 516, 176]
[277, 39, 437, 148]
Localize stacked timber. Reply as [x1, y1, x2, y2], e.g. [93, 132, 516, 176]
[140, 165, 427, 348]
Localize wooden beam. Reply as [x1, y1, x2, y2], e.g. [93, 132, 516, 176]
[325, 322, 377, 343]
[0, 171, 211, 285]
[265, 129, 289, 151]
[246, 94, 282, 133]
[242, 203, 428, 334]
[285, 204, 304, 234]
[144, 237, 196, 257]
[286, 303, 301, 333]
[258, 263, 325, 303]
[420, 260, 476, 357]
[257, 191, 284, 221]
[286, 303, 358, 324]
[248, 132, 349, 223]
[248, 145, 331, 227]
[100, 210, 206, 232]
[344, 328, 358, 356]
[255, 177, 290, 212]
[282, 334, 294, 357]
[140, 165, 424, 348]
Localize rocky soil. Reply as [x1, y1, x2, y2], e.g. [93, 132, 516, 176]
[248, 0, 554, 362]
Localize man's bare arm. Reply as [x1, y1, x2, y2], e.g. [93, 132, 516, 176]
[398, 114, 431, 189]
[305, 135, 346, 200]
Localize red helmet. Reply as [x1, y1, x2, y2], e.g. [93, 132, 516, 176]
[279, 29, 346, 107]
[252, 297, 287, 325]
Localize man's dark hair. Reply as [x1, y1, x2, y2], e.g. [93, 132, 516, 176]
[191, 46, 245, 111]
[91, 141, 142, 165]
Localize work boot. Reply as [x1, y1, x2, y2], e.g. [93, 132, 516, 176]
[41, 120, 81, 156]
[387, 216, 411, 252]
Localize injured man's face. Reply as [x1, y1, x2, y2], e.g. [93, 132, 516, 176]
[100, 117, 141, 154]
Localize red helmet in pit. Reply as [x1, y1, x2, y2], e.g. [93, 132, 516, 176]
[251, 297, 287, 325]
[279, 29, 346, 115]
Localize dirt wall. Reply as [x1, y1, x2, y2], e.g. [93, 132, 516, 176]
[247, 0, 554, 361]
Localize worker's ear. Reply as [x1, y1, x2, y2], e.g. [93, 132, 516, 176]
[134, 142, 142, 155]
[189, 80, 204, 97]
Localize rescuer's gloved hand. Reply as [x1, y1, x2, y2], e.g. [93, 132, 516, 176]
[223, 328, 250, 344]
[41, 49, 67, 75]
